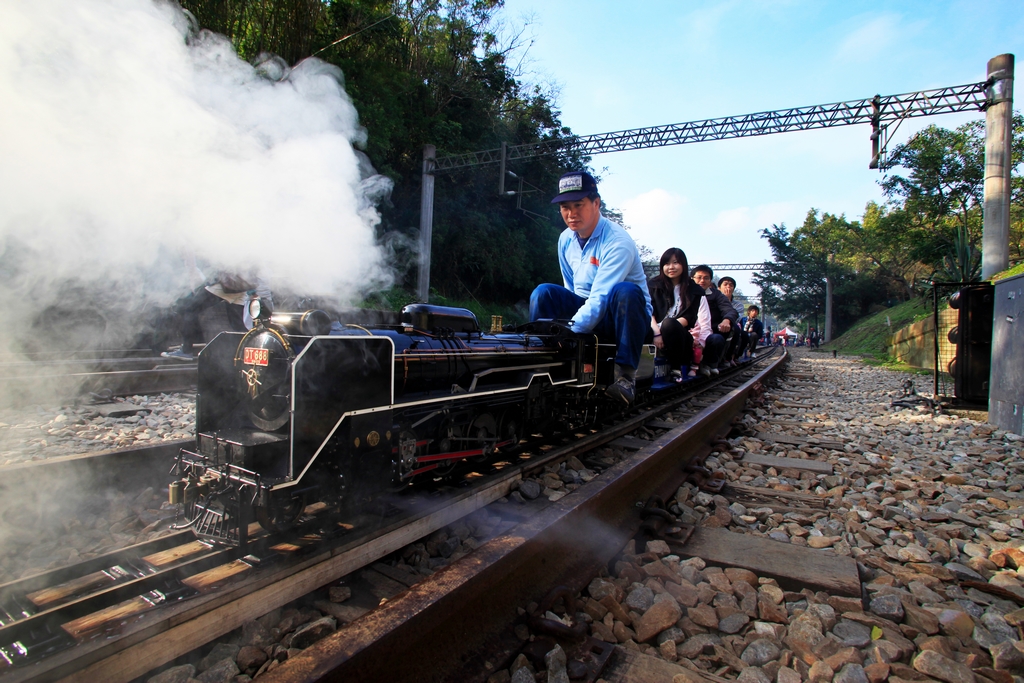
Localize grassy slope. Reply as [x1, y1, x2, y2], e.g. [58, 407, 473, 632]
[821, 297, 932, 361]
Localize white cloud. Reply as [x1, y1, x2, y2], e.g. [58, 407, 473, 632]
[619, 188, 691, 255]
[834, 14, 903, 64]
[701, 201, 799, 240]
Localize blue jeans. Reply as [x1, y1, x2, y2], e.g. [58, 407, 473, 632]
[529, 282, 647, 370]
[704, 333, 727, 367]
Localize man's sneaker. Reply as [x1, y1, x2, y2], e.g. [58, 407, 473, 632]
[698, 364, 711, 378]
[710, 367, 720, 376]
[669, 369, 683, 382]
[605, 377, 635, 406]
[161, 349, 194, 361]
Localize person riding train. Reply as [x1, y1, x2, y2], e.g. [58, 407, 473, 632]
[690, 265, 738, 376]
[529, 171, 652, 406]
[648, 248, 710, 380]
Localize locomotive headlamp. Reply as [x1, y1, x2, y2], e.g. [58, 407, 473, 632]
[248, 297, 261, 321]
[248, 295, 273, 325]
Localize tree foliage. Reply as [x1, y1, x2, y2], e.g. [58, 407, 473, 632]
[179, 0, 589, 305]
[759, 114, 1024, 336]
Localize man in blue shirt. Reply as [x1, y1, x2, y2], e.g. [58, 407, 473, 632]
[530, 171, 652, 406]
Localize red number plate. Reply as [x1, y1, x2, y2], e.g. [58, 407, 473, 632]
[243, 347, 269, 366]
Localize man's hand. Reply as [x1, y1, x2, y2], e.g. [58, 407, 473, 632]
[653, 336, 664, 350]
[718, 319, 732, 333]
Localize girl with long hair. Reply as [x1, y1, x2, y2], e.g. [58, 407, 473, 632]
[648, 248, 710, 379]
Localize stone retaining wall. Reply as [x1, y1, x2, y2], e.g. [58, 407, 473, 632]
[888, 308, 957, 370]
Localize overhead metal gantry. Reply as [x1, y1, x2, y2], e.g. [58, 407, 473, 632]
[416, 55, 1014, 307]
[431, 81, 989, 172]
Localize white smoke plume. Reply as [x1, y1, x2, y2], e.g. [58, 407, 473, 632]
[0, 0, 393, 352]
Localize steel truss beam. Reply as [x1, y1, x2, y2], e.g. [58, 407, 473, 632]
[433, 82, 989, 172]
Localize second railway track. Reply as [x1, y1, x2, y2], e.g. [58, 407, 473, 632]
[0, 348, 785, 682]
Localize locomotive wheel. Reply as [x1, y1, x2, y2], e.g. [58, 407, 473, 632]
[255, 492, 306, 533]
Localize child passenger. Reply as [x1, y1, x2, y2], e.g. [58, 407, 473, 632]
[648, 248, 710, 380]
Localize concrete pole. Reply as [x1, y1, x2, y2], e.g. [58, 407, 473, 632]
[417, 144, 436, 302]
[823, 276, 834, 343]
[982, 54, 1014, 280]
[498, 142, 507, 195]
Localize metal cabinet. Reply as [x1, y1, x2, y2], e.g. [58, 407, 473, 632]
[990, 272, 1024, 435]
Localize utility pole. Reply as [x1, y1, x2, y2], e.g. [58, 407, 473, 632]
[417, 145, 436, 302]
[824, 276, 833, 343]
[982, 54, 1014, 280]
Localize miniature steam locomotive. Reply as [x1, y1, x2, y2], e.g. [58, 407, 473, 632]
[170, 302, 679, 548]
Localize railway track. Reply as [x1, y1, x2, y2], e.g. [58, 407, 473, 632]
[0, 348, 785, 682]
[0, 351, 197, 409]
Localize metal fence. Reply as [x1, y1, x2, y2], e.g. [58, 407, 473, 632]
[932, 282, 974, 400]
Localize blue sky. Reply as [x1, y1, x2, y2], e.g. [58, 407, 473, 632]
[498, 0, 1024, 298]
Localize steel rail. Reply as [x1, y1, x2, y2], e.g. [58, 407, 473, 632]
[258, 350, 787, 683]
[433, 82, 989, 171]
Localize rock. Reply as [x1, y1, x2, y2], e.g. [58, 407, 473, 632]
[938, 609, 976, 640]
[511, 667, 534, 683]
[989, 641, 1024, 673]
[962, 543, 989, 558]
[787, 612, 824, 647]
[198, 644, 240, 673]
[808, 660, 834, 683]
[689, 604, 720, 629]
[241, 620, 274, 648]
[590, 620, 616, 643]
[665, 580, 699, 607]
[147, 664, 196, 683]
[677, 633, 722, 658]
[587, 578, 623, 603]
[807, 536, 839, 549]
[328, 586, 352, 602]
[625, 585, 655, 612]
[944, 562, 985, 582]
[741, 639, 781, 666]
[657, 627, 686, 645]
[827, 596, 863, 614]
[981, 612, 1016, 642]
[719, 612, 750, 634]
[519, 480, 542, 500]
[863, 662, 890, 683]
[196, 658, 240, 683]
[869, 594, 905, 622]
[903, 604, 940, 635]
[826, 647, 864, 670]
[807, 603, 837, 632]
[865, 640, 903, 665]
[758, 593, 789, 624]
[725, 568, 759, 587]
[599, 596, 632, 626]
[289, 616, 337, 650]
[612, 620, 635, 643]
[645, 540, 671, 556]
[913, 650, 977, 683]
[634, 599, 682, 642]
[834, 663, 870, 683]
[737, 666, 772, 683]
[898, 545, 933, 563]
[545, 644, 570, 683]
[777, 666, 801, 683]
[236, 646, 267, 673]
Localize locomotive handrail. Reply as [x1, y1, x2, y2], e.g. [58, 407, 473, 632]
[463, 361, 565, 393]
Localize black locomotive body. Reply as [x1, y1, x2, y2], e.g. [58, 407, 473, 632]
[171, 303, 664, 548]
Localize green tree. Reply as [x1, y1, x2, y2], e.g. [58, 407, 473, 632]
[754, 210, 873, 341]
[879, 115, 1024, 279]
[179, 0, 588, 305]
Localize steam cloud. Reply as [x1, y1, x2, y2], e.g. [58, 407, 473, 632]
[0, 0, 393, 352]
